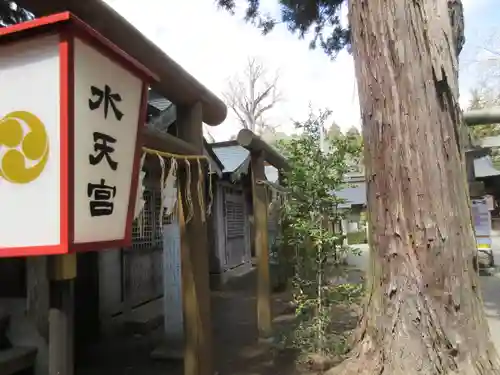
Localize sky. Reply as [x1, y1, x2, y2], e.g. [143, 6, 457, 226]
[459, 0, 500, 101]
[103, 0, 499, 141]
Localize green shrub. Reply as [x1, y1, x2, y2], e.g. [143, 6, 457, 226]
[273, 108, 363, 358]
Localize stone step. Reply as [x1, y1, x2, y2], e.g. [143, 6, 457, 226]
[120, 299, 163, 335]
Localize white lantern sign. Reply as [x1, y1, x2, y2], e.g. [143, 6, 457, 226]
[0, 13, 157, 257]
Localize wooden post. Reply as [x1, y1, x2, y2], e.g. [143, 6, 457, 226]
[176, 102, 213, 375]
[464, 107, 500, 126]
[48, 253, 76, 375]
[250, 151, 272, 338]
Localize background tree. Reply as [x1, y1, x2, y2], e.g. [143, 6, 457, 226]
[223, 57, 281, 134]
[259, 127, 291, 145]
[468, 87, 500, 141]
[326, 122, 342, 140]
[344, 127, 363, 175]
[324, 123, 363, 173]
[217, 0, 500, 374]
[345, 126, 360, 137]
[0, 0, 31, 26]
[468, 87, 500, 169]
[203, 125, 217, 143]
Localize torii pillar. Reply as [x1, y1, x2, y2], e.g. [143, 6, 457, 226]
[176, 102, 213, 375]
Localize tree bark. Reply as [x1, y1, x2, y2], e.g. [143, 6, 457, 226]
[328, 0, 500, 374]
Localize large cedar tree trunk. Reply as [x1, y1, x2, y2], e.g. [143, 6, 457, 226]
[329, 0, 500, 374]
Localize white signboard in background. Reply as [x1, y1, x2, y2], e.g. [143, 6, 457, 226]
[472, 197, 492, 251]
[73, 37, 142, 244]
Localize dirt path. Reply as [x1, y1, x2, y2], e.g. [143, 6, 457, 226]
[212, 271, 300, 375]
[76, 269, 300, 375]
[76, 268, 361, 375]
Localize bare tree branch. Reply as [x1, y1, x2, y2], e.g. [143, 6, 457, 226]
[203, 124, 216, 143]
[223, 56, 281, 133]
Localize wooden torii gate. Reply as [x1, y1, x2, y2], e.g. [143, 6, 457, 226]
[236, 129, 290, 338]
[464, 108, 500, 127]
[464, 108, 500, 196]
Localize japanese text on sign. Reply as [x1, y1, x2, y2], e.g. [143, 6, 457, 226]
[88, 84, 123, 120]
[87, 85, 123, 217]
